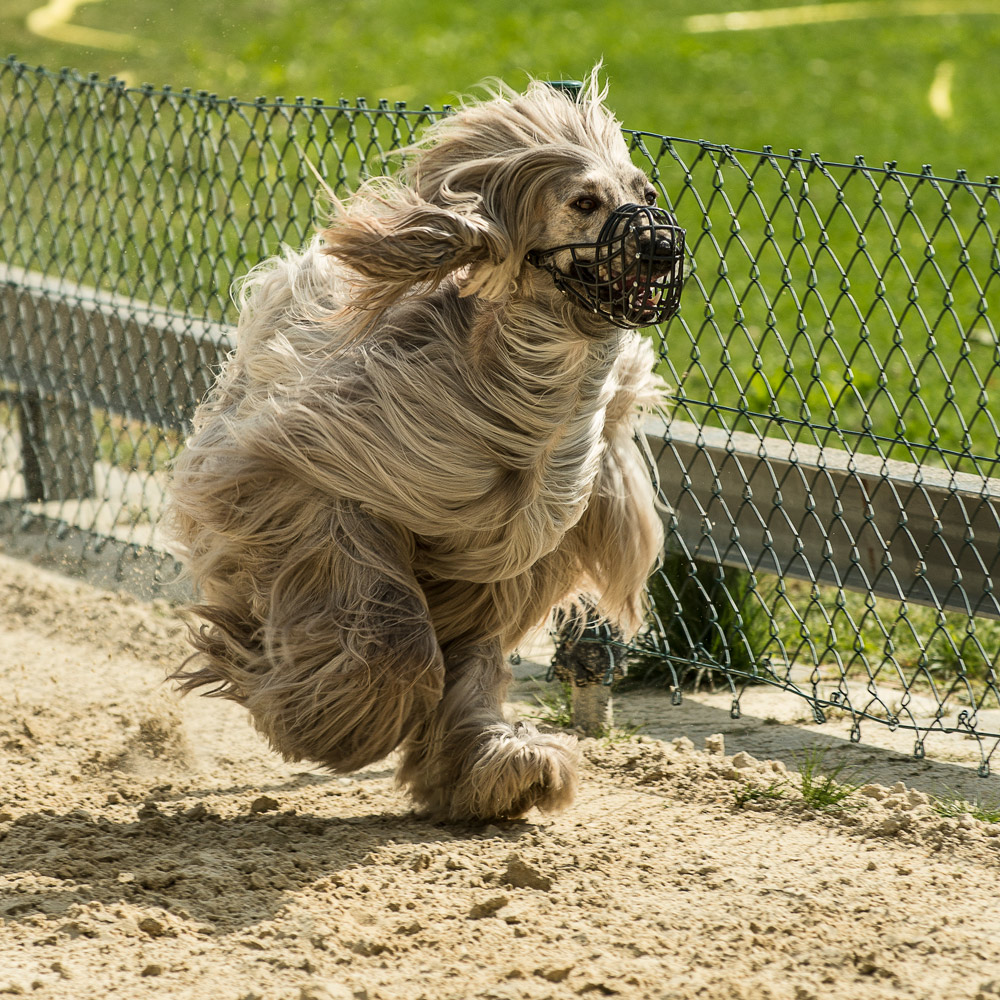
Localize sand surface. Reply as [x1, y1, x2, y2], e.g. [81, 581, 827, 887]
[2, 550, 1000, 1000]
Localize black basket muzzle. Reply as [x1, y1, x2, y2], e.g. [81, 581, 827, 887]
[526, 203, 686, 329]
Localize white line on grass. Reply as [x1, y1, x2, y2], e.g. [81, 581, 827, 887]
[26, 0, 137, 52]
[928, 60, 955, 121]
[685, 0, 1000, 34]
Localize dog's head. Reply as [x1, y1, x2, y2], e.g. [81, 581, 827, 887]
[321, 67, 684, 332]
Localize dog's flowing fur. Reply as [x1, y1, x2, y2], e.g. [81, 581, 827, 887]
[164, 69, 669, 822]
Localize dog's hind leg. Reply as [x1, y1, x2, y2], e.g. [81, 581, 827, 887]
[396, 639, 578, 822]
[178, 499, 446, 775]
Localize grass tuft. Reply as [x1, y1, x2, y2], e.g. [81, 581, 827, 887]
[733, 780, 787, 809]
[599, 722, 646, 746]
[794, 747, 864, 811]
[525, 680, 574, 730]
[932, 793, 1000, 825]
[524, 679, 644, 742]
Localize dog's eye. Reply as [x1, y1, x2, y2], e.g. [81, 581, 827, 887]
[571, 197, 599, 214]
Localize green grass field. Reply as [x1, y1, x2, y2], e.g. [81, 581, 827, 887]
[5, 2, 999, 466]
[4, 0, 1000, 179]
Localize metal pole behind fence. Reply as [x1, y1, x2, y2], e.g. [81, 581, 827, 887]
[551, 608, 620, 736]
[545, 80, 583, 101]
[16, 391, 95, 503]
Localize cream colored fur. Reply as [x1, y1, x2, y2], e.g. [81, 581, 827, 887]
[163, 68, 669, 822]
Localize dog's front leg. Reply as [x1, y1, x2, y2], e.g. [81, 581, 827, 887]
[396, 639, 578, 822]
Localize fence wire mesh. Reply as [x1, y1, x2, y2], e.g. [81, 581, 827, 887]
[2, 58, 999, 771]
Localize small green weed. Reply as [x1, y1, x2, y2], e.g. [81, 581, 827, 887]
[525, 680, 574, 730]
[599, 722, 646, 746]
[794, 747, 864, 811]
[970, 801, 1000, 824]
[524, 679, 645, 741]
[932, 793, 1000, 825]
[733, 780, 787, 809]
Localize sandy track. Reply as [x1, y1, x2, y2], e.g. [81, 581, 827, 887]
[2, 551, 1000, 1000]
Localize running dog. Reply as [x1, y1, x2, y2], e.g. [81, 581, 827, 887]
[164, 68, 685, 821]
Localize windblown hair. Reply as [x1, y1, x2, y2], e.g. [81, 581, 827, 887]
[164, 67, 670, 822]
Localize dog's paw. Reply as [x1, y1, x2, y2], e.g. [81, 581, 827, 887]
[415, 721, 579, 823]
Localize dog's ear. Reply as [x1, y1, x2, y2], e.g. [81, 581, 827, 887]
[320, 181, 509, 313]
[410, 144, 587, 304]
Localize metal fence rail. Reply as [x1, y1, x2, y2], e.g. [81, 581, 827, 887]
[2, 58, 1000, 771]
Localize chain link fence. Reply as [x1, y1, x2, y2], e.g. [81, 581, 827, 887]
[2, 58, 999, 771]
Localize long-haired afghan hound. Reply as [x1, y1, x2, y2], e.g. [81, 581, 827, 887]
[164, 68, 685, 822]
